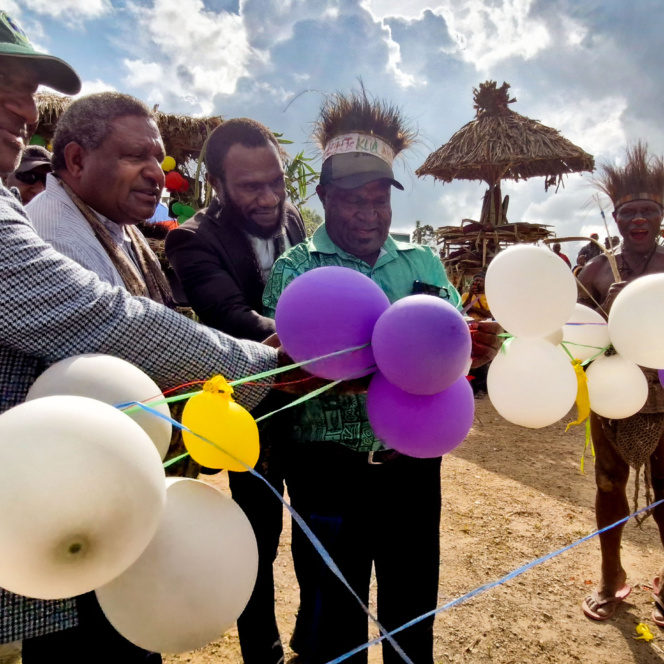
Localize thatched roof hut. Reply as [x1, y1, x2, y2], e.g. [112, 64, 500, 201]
[417, 81, 594, 188]
[34, 92, 222, 164]
[417, 81, 594, 227]
[415, 81, 593, 283]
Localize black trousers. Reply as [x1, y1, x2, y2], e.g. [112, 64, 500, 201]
[285, 443, 442, 664]
[228, 400, 294, 664]
[21, 592, 161, 663]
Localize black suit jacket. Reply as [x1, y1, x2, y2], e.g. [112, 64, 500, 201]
[165, 198, 306, 341]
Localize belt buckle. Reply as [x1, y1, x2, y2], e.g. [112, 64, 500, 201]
[368, 451, 383, 465]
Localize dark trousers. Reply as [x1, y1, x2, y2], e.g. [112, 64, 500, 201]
[286, 443, 442, 664]
[228, 406, 290, 664]
[22, 592, 161, 663]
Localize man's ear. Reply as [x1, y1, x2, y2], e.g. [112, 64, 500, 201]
[207, 173, 224, 200]
[316, 184, 327, 206]
[62, 142, 86, 179]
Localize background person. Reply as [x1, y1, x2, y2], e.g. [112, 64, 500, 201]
[4, 144, 51, 204]
[166, 118, 306, 664]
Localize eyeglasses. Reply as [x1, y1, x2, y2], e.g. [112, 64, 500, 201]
[14, 170, 48, 186]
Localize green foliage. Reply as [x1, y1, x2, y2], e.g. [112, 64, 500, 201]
[301, 206, 323, 237]
[275, 133, 320, 210]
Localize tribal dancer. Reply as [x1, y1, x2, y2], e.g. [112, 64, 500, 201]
[578, 143, 664, 624]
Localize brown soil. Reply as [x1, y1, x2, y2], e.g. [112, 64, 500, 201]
[165, 399, 664, 663]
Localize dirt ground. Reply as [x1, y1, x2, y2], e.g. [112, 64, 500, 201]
[6, 399, 662, 664]
[163, 398, 664, 664]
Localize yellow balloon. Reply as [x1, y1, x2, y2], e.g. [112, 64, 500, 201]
[182, 378, 259, 472]
[162, 156, 176, 172]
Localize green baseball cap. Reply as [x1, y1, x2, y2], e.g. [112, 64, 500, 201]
[0, 12, 81, 95]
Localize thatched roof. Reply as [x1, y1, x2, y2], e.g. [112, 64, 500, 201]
[416, 81, 594, 187]
[34, 92, 222, 163]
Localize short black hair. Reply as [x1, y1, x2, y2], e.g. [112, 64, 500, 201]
[205, 118, 280, 180]
[52, 92, 155, 172]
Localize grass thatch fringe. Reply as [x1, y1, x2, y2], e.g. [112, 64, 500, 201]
[416, 81, 594, 186]
[34, 93, 222, 163]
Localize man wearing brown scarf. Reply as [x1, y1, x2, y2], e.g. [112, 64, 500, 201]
[29, 92, 171, 306]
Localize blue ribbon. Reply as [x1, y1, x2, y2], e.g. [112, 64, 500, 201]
[118, 399, 662, 664]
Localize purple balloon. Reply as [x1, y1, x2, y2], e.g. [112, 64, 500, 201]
[366, 371, 475, 458]
[275, 266, 390, 380]
[371, 295, 472, 395]
[660, 369, 664, 389]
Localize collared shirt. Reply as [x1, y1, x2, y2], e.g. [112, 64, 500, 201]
[27, 174, 140, 288]
[263, 224, 461, 452]
[249, 233, 292, 282]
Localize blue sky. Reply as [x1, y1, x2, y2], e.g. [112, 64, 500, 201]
[10, 0, 664, 257]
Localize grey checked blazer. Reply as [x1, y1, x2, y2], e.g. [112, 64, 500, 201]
[0, 185, 277, 642]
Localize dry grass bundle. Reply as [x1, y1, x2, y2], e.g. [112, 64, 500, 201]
[313, 84, 415, 155]
[416, 81, 594, 187]
[594, 141, 664, 207]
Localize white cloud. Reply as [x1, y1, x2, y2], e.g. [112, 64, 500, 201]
[21, 0, 110, 20]
[123, 0, 256, 114]
[77, 78, 117, 97]
[440, 0, 550, 70]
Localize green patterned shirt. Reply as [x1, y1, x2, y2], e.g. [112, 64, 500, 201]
[263, 224, 461, 452]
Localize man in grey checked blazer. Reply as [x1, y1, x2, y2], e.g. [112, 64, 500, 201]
[0, 11, 281, 658]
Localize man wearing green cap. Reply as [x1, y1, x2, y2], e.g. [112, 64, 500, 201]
[0, 11, 285, 662]
[263, 90, 501, 664]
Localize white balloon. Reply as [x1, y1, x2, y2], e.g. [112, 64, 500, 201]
[586, 353, 648, 419]
[544, 328, 564, 346]
[96, 478, 259, 654]
[0, 396, 166, 600]
[562, 303, 610, 362]
[608, 273, 664, 369]
[27, 354, 172, 459]
[487, 338, 578, 428]
[485, 245, 577, 339]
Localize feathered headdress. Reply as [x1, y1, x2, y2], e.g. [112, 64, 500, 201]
[595, 141, 664, 209]
[313, 85, 415, 190]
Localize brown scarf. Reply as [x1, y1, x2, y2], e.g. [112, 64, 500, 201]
[59, 180, 173, 306]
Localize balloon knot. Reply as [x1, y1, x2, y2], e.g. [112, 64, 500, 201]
[203, 375, 234, 398]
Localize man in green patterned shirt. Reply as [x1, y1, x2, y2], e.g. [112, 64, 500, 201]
[263, 219, 460, 452]
[263, 90, 499, 664]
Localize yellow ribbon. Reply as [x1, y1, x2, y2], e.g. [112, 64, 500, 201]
[566, 360, 590, 432]
[565, 360, 595, 474]
[635, 622, 654, 641]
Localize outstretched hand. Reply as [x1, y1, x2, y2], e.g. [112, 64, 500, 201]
[469, 320, 503, 368]
[263, 333, 332, 395]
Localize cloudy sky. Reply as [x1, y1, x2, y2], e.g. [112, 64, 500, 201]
[10, 0, 664, 258]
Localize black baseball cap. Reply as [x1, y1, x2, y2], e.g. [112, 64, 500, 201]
[320, 152, 404, 191]
[0, 12, 81, 95]
[16, 145, 52, 172]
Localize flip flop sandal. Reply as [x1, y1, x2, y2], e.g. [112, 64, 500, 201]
[652, 577, 664, 627]
[581, 585, 632, 621]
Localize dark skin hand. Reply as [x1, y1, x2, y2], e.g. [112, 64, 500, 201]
[469, 320, 503, 368]
[264, 319, 504, 395]
[263, 333, 368, 395]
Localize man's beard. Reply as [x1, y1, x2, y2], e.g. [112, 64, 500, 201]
[220, 191, 287, 239]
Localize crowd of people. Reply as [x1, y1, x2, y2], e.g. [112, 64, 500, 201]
[1, 8, 664, 664]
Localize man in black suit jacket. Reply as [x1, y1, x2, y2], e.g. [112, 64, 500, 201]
[165, 119, 306, 664]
